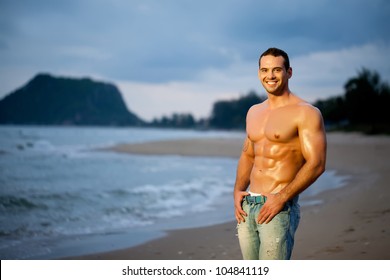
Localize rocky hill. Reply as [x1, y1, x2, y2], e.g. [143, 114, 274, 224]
[0, 74, 144, 126]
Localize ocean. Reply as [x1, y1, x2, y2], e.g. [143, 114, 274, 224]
[0, 126, 348, 259]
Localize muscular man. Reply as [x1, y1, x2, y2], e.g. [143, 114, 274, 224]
[234, 48, 327, 260]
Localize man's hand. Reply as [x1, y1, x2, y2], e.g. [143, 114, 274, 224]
[234, 191, 249, 223]
[257, 193, 286, 224]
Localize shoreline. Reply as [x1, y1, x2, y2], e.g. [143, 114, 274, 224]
[69, 132, 390, 259]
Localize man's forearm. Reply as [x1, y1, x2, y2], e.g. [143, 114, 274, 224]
[257, 160, 325, 225]
[234, 154, 253, 193]
[278, 160, 325, 202]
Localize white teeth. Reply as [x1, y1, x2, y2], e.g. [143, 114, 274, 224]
[267, 81, 276, 85]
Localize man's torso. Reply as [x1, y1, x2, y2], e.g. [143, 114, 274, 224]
[246, 100, 307, 194]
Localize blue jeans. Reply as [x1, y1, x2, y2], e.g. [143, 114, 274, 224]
[237, 196, 300, 260]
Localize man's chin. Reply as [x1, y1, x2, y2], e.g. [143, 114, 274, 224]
[265, 88, 283, 96]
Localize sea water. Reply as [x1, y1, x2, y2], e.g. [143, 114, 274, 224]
[0, 126, 348, 259]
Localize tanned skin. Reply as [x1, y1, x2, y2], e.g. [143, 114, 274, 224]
[233, 54, 327, 224]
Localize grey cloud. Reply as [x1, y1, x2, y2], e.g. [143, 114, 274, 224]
[0, 0, 389, 86]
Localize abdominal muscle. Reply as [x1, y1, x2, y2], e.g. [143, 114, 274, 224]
[249, 139, 304, 194]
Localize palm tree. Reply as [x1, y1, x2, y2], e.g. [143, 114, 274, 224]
[344, 68, 390, 133]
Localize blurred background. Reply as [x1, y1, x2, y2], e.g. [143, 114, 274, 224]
[0, 0, 389, 127]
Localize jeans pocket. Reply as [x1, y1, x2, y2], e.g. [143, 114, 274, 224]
[280, 203, 291, 214]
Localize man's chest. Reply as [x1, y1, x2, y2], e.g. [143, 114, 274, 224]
[247, 107, 299, 143]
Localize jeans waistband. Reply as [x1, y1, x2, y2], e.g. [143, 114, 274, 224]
[244, 195, 299, 205]
[244, 195, 267, 204]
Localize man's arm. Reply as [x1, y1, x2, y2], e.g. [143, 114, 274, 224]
[258, 105, 327, 224]
[234, 136, 255, 223]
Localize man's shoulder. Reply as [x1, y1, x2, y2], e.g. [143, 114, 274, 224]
[294, 102, 324, 130]
[295, 102, 322, 117]
[281, 94, 319, 114]
[248, 100, 268, 113]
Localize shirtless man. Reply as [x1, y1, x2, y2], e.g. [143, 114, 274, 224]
[234, 48, 327, 260]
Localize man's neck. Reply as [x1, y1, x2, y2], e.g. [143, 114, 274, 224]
[267, 90, 293, 109]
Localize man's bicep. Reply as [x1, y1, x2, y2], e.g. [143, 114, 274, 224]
[299, 108, 327, 164]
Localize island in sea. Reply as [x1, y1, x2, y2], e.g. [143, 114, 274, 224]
[0, 73, 144, 126]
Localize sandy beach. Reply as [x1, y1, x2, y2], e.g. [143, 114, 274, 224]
[70, 132, 390, 260]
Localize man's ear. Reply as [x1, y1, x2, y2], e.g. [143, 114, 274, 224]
[287, 67, 292, 79]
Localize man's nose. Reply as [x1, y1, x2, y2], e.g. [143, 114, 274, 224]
[267, 71, 275, 79]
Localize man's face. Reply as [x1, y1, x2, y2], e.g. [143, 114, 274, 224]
[258, 55, 292, 95]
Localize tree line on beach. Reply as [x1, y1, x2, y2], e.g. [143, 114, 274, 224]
[314, 68, 390, 134]
[1, 69, 389, 134]
[152, 68, 390, 134]
[150, 91, 266, 130]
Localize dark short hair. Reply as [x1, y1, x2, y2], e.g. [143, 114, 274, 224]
[259, 47, 290, 70]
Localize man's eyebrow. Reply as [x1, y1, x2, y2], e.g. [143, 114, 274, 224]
[259, 67, 283, 70]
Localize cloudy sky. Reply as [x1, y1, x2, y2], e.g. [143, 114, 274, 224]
[1, 0, 389, 121]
